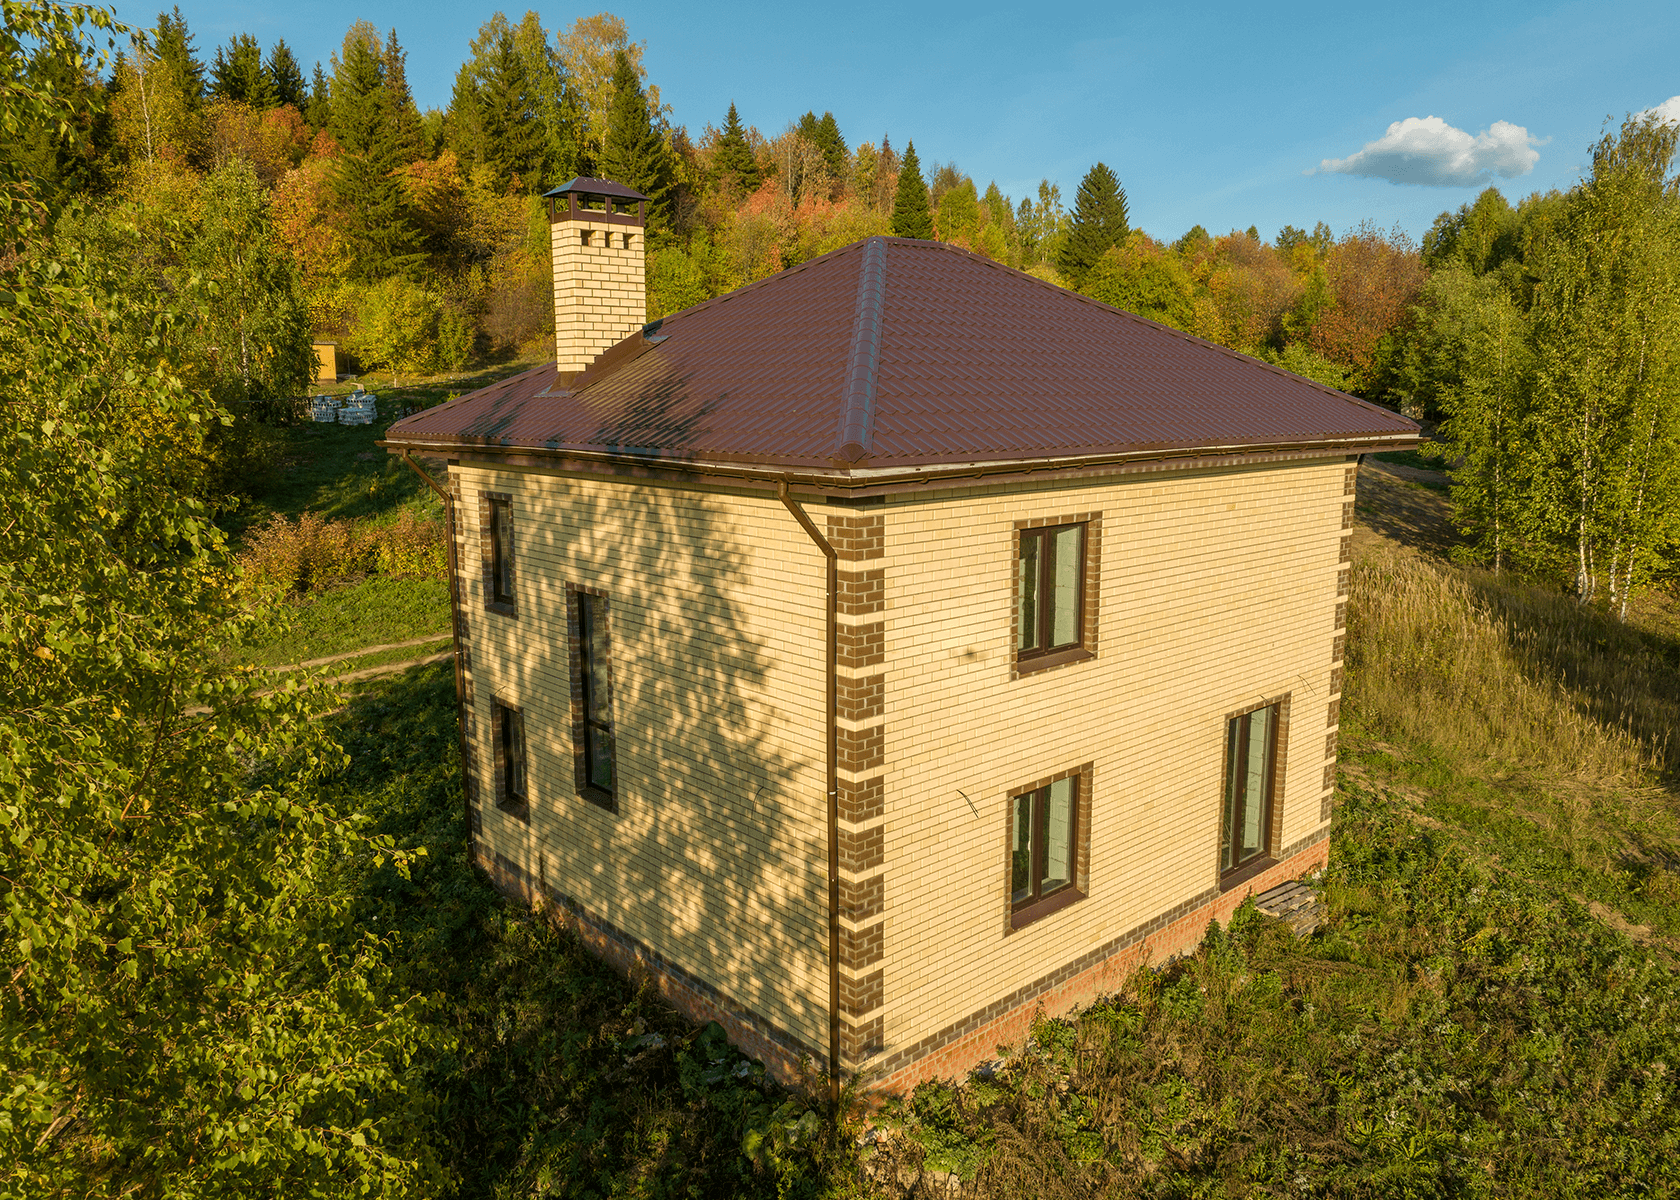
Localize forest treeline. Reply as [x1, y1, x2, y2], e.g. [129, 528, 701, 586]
[17, 6, 1680, 606]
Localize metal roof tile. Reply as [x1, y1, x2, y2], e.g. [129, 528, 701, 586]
[387, 236, 1417, 474]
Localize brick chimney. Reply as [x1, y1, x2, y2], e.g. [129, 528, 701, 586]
[543, 177, 649, 383]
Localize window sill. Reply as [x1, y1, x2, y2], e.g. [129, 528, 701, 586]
[1014, 646, 1095, 678]
[580, 784, 618, 814]
[1010, 886, 1086, 931]
[497, 796, 530, 824]
[486, 600, 518, 618]
[1219, 855, 1276, 894]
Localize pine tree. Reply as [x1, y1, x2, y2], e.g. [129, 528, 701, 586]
[267, 39, 305, 110]
[1057, 162, 1129, 286]
[598, 49, 675, 226]
[328, 25, 422, 277]
[712, 101, 758, 193]
[306, 61, 331, 130]
[382, 28, 425, 163]
[210, 33, 275, 108]
[891, 140, 932, 239]
[153, 6, 204, 110]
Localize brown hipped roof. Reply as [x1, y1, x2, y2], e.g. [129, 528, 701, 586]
[385, 236, 1417, 484]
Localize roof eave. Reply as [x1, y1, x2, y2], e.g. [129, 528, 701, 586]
[378, 429, 1420, 496]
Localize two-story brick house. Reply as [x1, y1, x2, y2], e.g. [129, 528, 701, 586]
[382, 177, 1418, 1094]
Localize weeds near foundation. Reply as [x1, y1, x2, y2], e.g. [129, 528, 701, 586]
[869, 780, 1680, 1198]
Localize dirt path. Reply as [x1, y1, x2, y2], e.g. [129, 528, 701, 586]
[290, 633, 453, 671]
[1350, 457, 1457, 559]
[184, 648, 454, 716]
[323, 650, 454, 685]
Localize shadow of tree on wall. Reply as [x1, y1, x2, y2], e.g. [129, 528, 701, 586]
[480, 368, 830, 1069]
[333, 663, 836, 1198]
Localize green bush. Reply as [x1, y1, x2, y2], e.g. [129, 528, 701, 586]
[350, 276, 454, 379]
[241, 509, 444, 595]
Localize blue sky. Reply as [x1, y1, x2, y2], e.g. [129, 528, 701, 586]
[116, 0, 1679, 242]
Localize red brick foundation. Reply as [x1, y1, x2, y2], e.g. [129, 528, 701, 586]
[477, 829, 1330, 1095]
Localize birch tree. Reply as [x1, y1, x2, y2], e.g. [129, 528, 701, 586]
[1527, 115, 1680, 611]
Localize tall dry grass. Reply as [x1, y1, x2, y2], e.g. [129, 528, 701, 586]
[1344, 548, 1675, 787]
[240, 509, 446, 595]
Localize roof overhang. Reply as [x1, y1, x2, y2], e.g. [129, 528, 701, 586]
[379, 428, 1419, 500]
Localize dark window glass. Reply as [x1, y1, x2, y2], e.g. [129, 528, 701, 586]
[1016, 523, 1085, 661]
[1011, 775, 1078, 912]
[498, 703, 526, 806]
[1222, 704, 1278, 873]
[490, 498, 515, 606]
[578, 594, 614, 792]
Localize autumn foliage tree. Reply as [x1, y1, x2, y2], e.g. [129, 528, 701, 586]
[1308, 223, 1427, 392]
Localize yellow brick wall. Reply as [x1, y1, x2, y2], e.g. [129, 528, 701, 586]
[551, 218, 647, 374]
[874, 457, 1349, 1062]
[451, 462, 832, 1051]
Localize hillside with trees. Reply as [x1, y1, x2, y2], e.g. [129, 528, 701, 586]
[6, 2, 1680, 1197]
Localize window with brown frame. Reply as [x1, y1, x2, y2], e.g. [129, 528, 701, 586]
[568, 588, 615, 804]
[1008, 768, 1089, 928]
[481, 492, 517, 616]
[492, 700, 527, 816]
[1222, 702, 1279, 877]
[1015, 521, 1088, 670]
[489, 498, 515, 606]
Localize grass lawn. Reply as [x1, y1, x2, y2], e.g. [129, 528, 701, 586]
[226, 357, 545, 542]
[219, 359, 543, 670]
[230, 577, 453, 670]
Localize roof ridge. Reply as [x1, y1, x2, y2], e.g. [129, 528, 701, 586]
[834, 236, 888, 464]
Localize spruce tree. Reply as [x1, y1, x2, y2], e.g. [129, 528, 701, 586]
[153, 6, 204, 110]
[712, 101, 758, 193]
[598, 49, 675, 227]
[816, 111, 847, 181]
[796, 110, 847, 196]
[381, 29, 425, 163]
[443, 62, 483, 166]
[267, 39, 306, 110]
[478, 30, 545, 189]
[1057, 162, 1128, 286]
[891, 140, 932, 239]
[306, 62, 331, 130]
[328, 28, 422, 277]
[210, 33, 275, 108]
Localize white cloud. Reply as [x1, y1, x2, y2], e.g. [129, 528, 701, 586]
[1638, 95, 1680, 124]
[1310, 116, 1544, 187]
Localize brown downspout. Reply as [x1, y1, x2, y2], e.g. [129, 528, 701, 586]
[776, 477, 841, 1116]
[401, 449, 474, 843]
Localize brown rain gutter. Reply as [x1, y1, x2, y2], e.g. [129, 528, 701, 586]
[776, 477, 841, 1115]
[400, 450, 474, 842]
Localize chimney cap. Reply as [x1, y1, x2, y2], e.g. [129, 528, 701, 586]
[545, 177, 650, 202]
